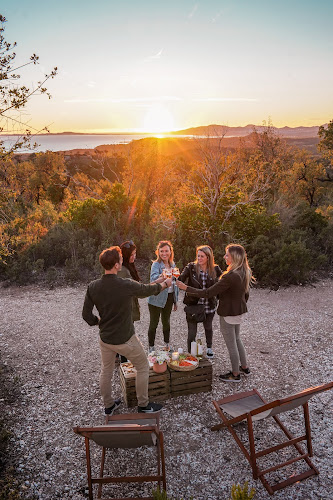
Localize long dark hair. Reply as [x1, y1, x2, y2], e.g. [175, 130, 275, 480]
[120, 241, 141, 282]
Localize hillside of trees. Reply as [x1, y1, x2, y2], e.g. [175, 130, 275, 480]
[1, 122, 333, 286]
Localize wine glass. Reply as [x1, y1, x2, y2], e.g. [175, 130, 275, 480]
[172, 267, 180, 279]
[165, 269, 172, 279]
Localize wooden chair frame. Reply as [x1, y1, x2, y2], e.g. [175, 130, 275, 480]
[74, 413, 166, 500]
[211, 382, 333, 495]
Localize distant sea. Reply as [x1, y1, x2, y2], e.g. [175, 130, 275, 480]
[0, 133, 162, 153]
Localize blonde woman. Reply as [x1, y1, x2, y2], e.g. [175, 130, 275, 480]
[178, 245, 222, 357]
[147, 241, 179, 352]
[177, 244, 253, 382]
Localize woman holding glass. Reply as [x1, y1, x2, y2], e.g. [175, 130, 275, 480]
[177, 243, 252, 382]
[147, 240, 179, 352]
[178, 245, 222, 357]
[118, 240, 141, 321]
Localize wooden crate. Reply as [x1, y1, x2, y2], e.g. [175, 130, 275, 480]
[169, 358, 212, 398]
[119, 364, 170, 408]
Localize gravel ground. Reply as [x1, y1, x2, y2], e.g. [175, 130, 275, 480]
[0, 280, 333, 500]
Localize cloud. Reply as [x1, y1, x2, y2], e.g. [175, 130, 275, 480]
[188, 4, 198, 19]
[143, 49, 163, 62]
[193, 97, 258, 102]
[64, 96, 182, 104]
[211, 9, 224, 23]
[86, 81, 97, 88]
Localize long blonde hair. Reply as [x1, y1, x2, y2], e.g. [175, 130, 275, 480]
[223, 244, 253, 291]
[154, 240, 175, 266]
[194, 245, 217, 279]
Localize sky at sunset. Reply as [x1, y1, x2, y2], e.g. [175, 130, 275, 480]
[1, 0, 333, 133]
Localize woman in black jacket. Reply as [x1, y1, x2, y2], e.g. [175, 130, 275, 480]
[178, 245, 222, 357]
[177, 243, 253, 382]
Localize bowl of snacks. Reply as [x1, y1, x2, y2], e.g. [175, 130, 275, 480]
[168, 353, 199, 371]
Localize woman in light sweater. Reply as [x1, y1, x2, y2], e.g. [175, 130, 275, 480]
[177, 243, 253, 382]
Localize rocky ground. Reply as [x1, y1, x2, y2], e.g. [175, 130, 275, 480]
[0, 280, 332, 500]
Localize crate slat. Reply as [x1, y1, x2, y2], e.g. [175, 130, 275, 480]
[120, 358, 212, 407]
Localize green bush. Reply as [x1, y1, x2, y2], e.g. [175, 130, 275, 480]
[230, 481, 255, 500]
[249, 231, 324, 285]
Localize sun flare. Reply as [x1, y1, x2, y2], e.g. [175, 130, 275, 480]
[143, 105, 176, 133]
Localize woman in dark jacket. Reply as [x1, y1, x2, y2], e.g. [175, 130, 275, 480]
[117, 240, 141, 362]
[177, 243, 253, 382]
[178, 245, 222, 357]
[118, 240, 141, 321]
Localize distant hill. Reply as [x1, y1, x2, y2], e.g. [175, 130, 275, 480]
[170, 124, 324, 139]
[92, 133, 320, 159]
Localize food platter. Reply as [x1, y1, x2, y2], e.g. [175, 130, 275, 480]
[120, 361, 137, 378]
[168, 353, 199, 371]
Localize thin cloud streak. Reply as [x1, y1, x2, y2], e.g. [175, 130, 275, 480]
[193, 97, 258, 102]
[64, 96, 182, 104]
[188, 4, 198, 19]
[143, 49, 163, 62]
[211, 9, 224, 23]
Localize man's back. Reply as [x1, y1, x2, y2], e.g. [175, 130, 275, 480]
[82, 275, 161, 345]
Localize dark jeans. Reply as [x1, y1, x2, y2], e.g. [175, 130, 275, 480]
[148, 293, 174, 347]
[187, 312, 215, 352]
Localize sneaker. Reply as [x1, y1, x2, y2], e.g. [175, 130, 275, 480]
[105, 398, 121, 415]
[148, 346, 155, 353]
[219, 371, 241, 383]
[240, 366, 251, 376]
[206, 348, 214, 358]
[138, 402, 163, 413]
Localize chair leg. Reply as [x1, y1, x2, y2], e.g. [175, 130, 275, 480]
[98, 447, 106, 499]
[303, 402, 313, 456]
[273, 414, 319, 474]
[160, 432, 167, 492]
[85, 437, 93, 500]
[247, 415, 258, 480]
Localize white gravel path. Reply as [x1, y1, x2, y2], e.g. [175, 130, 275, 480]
[0, 280, 332, 500]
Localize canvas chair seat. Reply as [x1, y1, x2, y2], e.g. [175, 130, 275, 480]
[74, 413, 166, 500]
[220, 392, 314, 421]
[212, 382, 333, 496]
[88, 420, 158, 448]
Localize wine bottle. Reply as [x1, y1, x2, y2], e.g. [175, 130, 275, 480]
[196, 335, 203, 358]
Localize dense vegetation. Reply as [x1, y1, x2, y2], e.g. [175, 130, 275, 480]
[1, 123, 333, 286]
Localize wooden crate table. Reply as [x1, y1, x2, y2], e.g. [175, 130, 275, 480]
[120, 358, 212, 407]
[169, 358, 212, 398]
[119, 363, 170, 408]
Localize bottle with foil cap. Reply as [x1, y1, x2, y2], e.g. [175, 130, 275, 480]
[190, 341, 197, 357]
[196, 334, 203, 358]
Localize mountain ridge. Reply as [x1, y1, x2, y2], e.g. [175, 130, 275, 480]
[169, 124, 325, 138]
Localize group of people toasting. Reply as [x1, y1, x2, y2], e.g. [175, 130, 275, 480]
[83, 239, 253, 415]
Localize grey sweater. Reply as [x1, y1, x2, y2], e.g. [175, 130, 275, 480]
[82, 274, 162, 344]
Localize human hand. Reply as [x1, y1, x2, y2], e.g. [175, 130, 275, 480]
[176, 279, 187, 291]
[164, 277, 172, 287]
[173, 303, 178, 311]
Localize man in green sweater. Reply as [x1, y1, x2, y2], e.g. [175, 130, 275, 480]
[82, 245, 171, 414]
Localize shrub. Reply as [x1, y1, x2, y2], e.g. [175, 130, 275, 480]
[230, 481, 255, 500]
[248, 231, 324, 285]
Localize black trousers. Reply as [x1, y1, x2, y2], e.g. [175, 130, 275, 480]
[187, 312, 215, 352]
[148, 293, 174, 347]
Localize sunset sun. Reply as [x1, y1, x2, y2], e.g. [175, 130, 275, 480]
[143, 105, 176, 133]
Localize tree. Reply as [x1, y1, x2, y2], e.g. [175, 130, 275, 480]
[0, 14, 57, 158]
[318, 119, 333, 182]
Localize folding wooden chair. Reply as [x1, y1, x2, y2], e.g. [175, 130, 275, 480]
[211, 382, 333, 495]
[73, 413, 166, 500]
